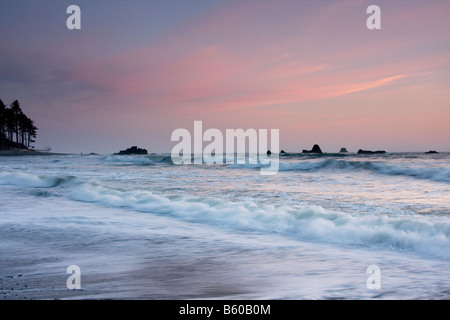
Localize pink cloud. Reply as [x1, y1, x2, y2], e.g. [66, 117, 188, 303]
[65, 0, 450, 152]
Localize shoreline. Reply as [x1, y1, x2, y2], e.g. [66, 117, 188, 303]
[0, 149, 69, 156]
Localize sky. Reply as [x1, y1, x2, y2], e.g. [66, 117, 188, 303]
[0, 0, 449, 154]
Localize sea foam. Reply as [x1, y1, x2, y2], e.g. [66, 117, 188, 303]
[67, 180, 450, 260]
[2, 169, 449, 260]
[102, 155, 173, 166]
[0, 171, 73, 188]
[275, 159, 450, 183]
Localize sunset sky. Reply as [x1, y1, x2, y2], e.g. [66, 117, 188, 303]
[1, 0, 449, 153]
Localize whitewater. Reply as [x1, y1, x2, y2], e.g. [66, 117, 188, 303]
[0, 152, 449, 299]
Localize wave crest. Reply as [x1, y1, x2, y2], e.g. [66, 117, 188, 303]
[2, 169, 449, 259]
[67, 181, 450, 260]
[102, 155, 173, 166]
[277, 159, 450, 182]
[0, 171, 74, 188]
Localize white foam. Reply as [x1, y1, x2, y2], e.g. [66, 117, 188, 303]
[102, 155, 155, 165]
[276, 159, 450, 182]
[2, 168, 449, 260]
[0, 171, 71, 188]
[67, 181, 450, 260]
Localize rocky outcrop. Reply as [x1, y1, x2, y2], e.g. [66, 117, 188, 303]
[425, 150, 438, 154]
[303, 144, 323, 154]
[339, 148, 348, 153]
[357, 149, 386, 154]
[115, 146, 148, 155]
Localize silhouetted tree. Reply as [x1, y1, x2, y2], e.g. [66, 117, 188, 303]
[10, 100, 23, 145]
[4, 107, 15, 144]
[25, 117, 38, 148]
[0, 99, 38, 150]
[0, 100, 6, 149]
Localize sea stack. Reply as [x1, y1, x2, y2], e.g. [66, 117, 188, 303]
[302, 144, 323, 154]
[115, 146, 148, 155]
[339, 148, 348, 153]
[425, 150, 438, 154]
[357, 149, 386, 154]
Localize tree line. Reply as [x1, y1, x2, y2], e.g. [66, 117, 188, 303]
[0, 99, 38, 150]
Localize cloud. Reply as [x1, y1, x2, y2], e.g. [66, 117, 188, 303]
[62, 0, 449, 118]
[2, 0, 449, 152]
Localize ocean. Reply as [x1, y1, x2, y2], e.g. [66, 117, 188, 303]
[1, 152, 449, 299]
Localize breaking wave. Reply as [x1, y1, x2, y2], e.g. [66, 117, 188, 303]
[102, 154, 174, 166]
[275, 159, 449, 183]
[66, 180, 450, 260]
[104, 154, 450, 183]
[0, 171, 74, 188]
[2, 169, 449, 260]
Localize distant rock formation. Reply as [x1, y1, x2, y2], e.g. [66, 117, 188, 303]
[339, 148, 348, 153]
[267, 150, 272, 156]
[115, 146, 148, 155]
[425, 150, 438, 154]
[357, 149, 386, 154]
[303, 144, 323, 154]
[280, 150, 287, 155]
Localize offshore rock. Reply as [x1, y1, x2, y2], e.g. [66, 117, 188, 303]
[115, 146, 148, 155]
[357, 149, 386, 154]
[302, 144, 323, 154]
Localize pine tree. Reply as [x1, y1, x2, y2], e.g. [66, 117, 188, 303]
[0, 99, 38, 150]
[0, 100, 6, 149]
[9, 100, 23, 145]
